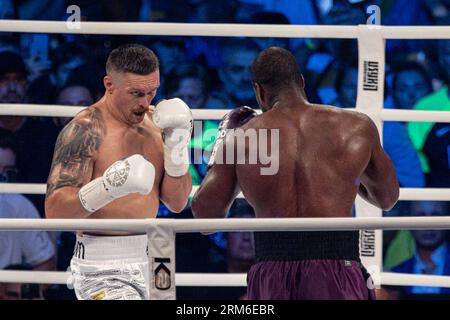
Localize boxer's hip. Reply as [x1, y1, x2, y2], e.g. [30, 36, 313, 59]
[70, 234, 149, 300]
[248, 231, 375, 300]
[72, 233, 148, 261]
[247, 259, 375, 300]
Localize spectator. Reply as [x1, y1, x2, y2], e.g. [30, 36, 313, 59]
[316, 0, 365, 59]
[333, 62, 425, 189]
[237, 0, 317, 26]
[226, 200, 256, 273]
[383, 0, 438, 55]
[176, 200, 256, 300]
[0, 265, 41, 300]
[391, 201, 450, 295]
[26, 41, 88, 105]
[150, 38, 188, 102]
[0, 137, 56, 298]
[249, 11, 291, 51]
[151, 38, 187, 78]
[223, 200, 256, 299]
[423, 121, 450, 187]
[407, 40, 450, 177]
[0, 51, 55, 214]
[391, 62, 432, 109]
[189, 0, 238, 23]
[163, 63, 221, 184]
[215, 39, 260, 108]
[16, 0, 65, 21]
[0, 0, 15, 19]
[164, 63, 212, 109]
[306, 0, 366, 103]
[66, 63, 106, 102]
[52, 84, 94, 129]
[0, 0, 20, 52]
[42, 83, 95, 159]
[68, 0, 141, 22]
[175, 207, 228, 300]
[334, 63, 358, 108]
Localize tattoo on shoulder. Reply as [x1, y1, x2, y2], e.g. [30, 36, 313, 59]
[46, 108, 105, 197]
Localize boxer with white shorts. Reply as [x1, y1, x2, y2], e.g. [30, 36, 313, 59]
[45, 44, 192, 300]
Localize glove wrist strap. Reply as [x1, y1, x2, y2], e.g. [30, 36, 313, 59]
[164, 145, 189, 177]
[78, 177, 115, 213]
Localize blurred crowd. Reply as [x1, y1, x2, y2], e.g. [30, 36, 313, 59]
[0, 0, 449, 299]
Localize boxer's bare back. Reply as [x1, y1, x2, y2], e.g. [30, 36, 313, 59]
[235, 102, 398, 218]
[193, 101, 399, 220]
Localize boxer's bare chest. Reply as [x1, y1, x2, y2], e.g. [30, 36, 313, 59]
[93, 118, 164, 183]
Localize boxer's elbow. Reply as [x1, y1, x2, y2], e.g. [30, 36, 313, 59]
[380, 189, 399, 211]
[167, 198, 188, 213]
[45, 194, 59, 219]
[161, 193, 189, 213]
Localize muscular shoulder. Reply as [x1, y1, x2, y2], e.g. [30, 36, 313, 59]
[318, 106, 378, 136]
[57, 107, 106, 147]
[71, 106, 106, 133]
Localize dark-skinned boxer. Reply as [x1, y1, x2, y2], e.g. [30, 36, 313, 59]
[192, 47, 399, 300]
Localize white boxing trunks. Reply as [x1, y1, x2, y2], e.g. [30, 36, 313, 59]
[70, 234, 149, 300]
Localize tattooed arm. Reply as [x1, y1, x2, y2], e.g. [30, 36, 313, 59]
[45, 108, 105, 218]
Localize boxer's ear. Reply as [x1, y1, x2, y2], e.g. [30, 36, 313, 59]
[103, 75, 114, 93]
[253, 82, 264, 107]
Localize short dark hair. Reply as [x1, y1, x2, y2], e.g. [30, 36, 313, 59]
[106, 43, 159, 75]
[251, 47, 302, 91]
[163, 63, 210, 97]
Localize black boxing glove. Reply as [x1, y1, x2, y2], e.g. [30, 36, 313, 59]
[207, 106, 257, 170]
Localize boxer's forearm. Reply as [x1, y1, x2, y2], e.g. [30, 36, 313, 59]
[160, 172, 192, 213]
[191, 184, 231, 219]
[45, 187, 92, 218]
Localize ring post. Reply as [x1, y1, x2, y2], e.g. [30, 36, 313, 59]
[146, 219, 176, 300]
[355, 25, 386, 279]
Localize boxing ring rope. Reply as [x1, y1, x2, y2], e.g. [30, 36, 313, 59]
[1, 217, 450, 288]
[2, 184, 450, 201]
[0, 20, 449, 39]
[1, 20, 450, 295]
[2, 270, 450, 289]
[3, 104, 450, 123]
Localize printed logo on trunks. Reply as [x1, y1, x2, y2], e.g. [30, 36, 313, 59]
[363, 61, 379, 91]
[74, 241, 85, 259]
[91, 291, 106, 300]
[154, 257, 171, 290]
[105, 159, 131, 187]
[360, 230, 376, 257]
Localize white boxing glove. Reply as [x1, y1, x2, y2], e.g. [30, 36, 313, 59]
[78, 154, 155, 213]
[152, 98, 193, 177]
